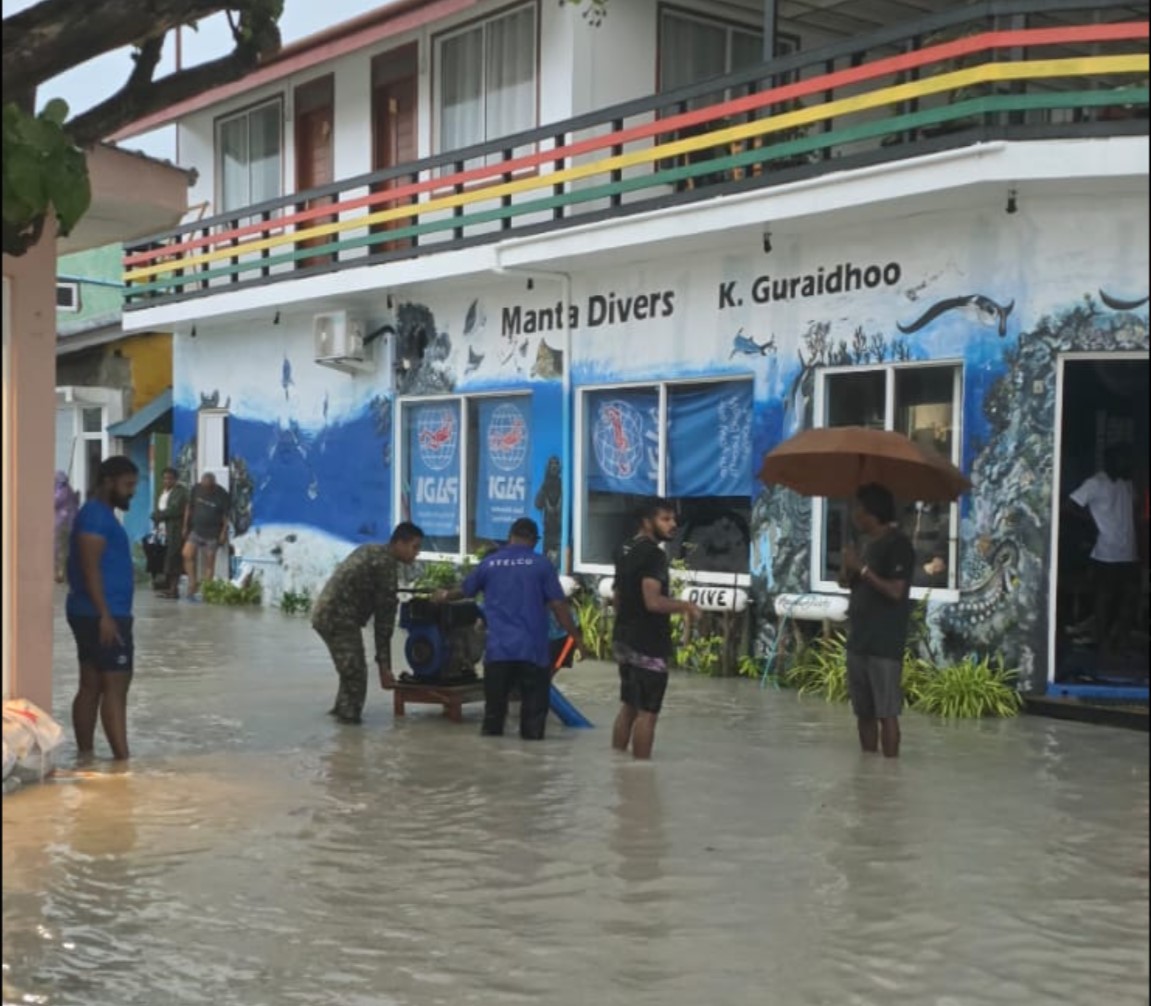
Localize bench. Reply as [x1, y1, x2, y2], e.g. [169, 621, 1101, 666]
[385, 680, 485, 723]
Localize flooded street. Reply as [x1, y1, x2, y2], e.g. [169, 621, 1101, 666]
[3, 592, 1148, 1006]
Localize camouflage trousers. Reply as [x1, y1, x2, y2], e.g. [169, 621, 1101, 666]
[314, 622, 368, 720]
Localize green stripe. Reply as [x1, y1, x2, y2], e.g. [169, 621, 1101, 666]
[127, 86, 1149, 298]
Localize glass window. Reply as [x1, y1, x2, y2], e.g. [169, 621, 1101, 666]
[818, 364, 962, 592]
[659, 9, 764, 107]
[403, 399, 462, 556]
[437, 5, 537, 160]
[82, 407, 103, 434]
[217, 100, 283, 214]
[469, 395, 532, 554]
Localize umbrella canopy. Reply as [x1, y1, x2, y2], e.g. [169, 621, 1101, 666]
[758, 426, 971, 503]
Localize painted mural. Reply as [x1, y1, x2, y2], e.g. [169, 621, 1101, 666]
[170, 194, 1149, 688]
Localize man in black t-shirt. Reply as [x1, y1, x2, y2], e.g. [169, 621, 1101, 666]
[611, 499, 701, 760]
[839, 483, 916, 758]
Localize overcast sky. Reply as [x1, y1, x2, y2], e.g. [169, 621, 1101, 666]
[2, 0, 402, 159]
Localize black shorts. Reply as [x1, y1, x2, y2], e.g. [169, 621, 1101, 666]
[619, 664, 668, 714]
[68, 615, 135, 673]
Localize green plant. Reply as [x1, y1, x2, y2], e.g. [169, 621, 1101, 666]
[737, 653, 763, 680]
[414, 560, 463, 591]
[675, 634, 724, 676]
[916, 654, 1023, 719]
[783, 633, 848, 702]
[202, 578, 262, 606]
[900, 654, 933, 708]
[280, 589, 312, 616]
[572, 593, 613, 660]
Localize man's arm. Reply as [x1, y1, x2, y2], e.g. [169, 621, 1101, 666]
[641, 578, 700, 617]
[860, 538, 915, 603]
[75, 531, 122, 645]
[855, 566, 909, 604]
[372, 559, 400, 683]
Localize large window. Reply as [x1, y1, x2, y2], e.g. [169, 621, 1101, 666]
[578, 379, 754, 579]
[659, 7, 763, 97]
[814, 363, 963, 595]
[436, 4, 537, 162]
[400, 394, 532, 558]
[217, 99, 283, 214]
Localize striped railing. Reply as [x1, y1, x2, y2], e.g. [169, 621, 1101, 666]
[123, 0, 1149, 309]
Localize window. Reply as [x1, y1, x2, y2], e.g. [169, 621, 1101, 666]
[217, 99, 283, 214]
[436, 4, 537, 162]
[659, 8, 763, 99]
[814, 363, 963, 595]
[401, 394, 532, 558]
[578, 379, 754, 579]
[56, 282, 80, 312]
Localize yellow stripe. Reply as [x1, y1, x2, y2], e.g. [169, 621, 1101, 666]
[126, 54, 1148, 281]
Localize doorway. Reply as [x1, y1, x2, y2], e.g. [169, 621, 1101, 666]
[370, 44, 419, 255]
[1051, 354, 1149, 691]
[294, 75, 335, 268]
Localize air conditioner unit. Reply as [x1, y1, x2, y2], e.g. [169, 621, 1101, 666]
[313, 311, 374, 373]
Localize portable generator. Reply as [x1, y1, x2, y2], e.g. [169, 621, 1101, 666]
[398, 597, 485, 684]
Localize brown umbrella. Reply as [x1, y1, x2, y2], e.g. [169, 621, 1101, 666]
[758, 426, 971, 502]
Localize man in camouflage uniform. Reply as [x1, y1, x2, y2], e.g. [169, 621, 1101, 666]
[311, 522, 424, 724]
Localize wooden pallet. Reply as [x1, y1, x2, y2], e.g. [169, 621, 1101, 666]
[385, 679, 485, 723]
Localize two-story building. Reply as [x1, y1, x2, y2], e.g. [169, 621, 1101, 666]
[113, 0, 1149, 697]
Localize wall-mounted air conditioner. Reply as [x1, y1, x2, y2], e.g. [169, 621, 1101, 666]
[313, 311, 374, 374]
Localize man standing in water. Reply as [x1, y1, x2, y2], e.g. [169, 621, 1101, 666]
[67, 456, 140, 761]
[182, 471, 231, 599]
[611, 499, 701, 760]
[839, 483, 916, 758]
[312, 523, 424, 724]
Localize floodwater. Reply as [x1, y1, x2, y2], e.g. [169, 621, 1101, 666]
[3, 593, 1148, 1006]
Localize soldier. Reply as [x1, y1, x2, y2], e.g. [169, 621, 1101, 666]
[312, 523, 424, 724]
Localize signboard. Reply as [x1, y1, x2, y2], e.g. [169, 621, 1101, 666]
[408, 400, 461, 537]
[774, 593, 849, 622]
[475, 398, 531, 539]
[585, 389, 658, 495]
[679, 585, 748, 613]
[668, 381, 753, 497]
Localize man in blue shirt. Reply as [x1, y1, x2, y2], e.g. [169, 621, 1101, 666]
[440, 518, 582, 739]
[66, 456, 140, 761]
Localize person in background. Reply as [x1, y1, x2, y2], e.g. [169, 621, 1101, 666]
[150, 467, 188, 599]
[438, 518, 582, 741]
[66, 456, 140, 762]
[182, 471, 231, 600]
[311, 523, 424, 724]
[54, 470, 81, 583]
[611, 499, 701, 760]
[839, 483, 916, 759]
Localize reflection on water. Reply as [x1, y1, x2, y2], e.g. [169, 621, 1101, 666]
[2, 594, 1149, 1005]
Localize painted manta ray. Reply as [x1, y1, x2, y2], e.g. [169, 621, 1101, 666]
[1099, 290, 1150, 311]
[729, 329, 776, 358]
[897, 295, 1015, 337]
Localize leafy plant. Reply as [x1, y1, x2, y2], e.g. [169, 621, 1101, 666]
[783, 633, 849, 702]
[675, 634, 724, 676]
[917, 655, 1022, 719]
[280, 589, 312, 616]
[202, 578, 262, 606]
[572, 593, 613, 660]
[737, 653, 763, 680]
[414, 560, 464, 591]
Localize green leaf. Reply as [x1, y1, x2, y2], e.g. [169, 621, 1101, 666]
[41, 98, 69, 126]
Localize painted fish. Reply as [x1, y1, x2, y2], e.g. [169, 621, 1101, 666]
[322, 392, 329, 423]
[466, 347, 485, 374]
[897, 295, 1015, 337]
[282, 356, 294, 400]
[1099, 289, 1150, 311]
[464, 299, 482, 337]
[729, 329, 776, 358]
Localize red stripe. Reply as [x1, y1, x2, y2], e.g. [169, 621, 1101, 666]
[125, 21, 1148, 268]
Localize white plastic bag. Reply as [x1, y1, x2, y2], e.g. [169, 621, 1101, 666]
[2, 699, 65, 783]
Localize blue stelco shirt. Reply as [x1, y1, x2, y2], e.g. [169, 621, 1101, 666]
[66, 500, 135, 617]
[462, 544, 566, 668]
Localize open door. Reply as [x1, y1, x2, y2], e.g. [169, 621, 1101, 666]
[295, 75, 335, 268]
[371, 44, 419, 255]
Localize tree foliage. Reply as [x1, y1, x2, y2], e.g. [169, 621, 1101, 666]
[2, 0, 284, 257]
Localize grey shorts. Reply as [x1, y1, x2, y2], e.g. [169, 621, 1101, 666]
[187, 531, 221, 550]
[847, 651, 903, 719]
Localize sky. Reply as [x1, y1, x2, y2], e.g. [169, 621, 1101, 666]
[1, 0, 403, 160]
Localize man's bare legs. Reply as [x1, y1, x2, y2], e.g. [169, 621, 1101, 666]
[72, 663, 102, 756]
[72, 665, 132, 761]
[612, 704, 659, 760]
[612, 703, 636, 752]
[182, 541, 198, 598]
[857, 716, 900, 758]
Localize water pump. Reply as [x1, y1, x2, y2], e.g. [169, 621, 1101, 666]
[399, 597, 484, 684]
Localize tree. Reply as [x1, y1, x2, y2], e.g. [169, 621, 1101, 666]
[2, 0, 284, 257]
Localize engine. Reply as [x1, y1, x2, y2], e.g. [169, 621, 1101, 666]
[399, 597, 485, 684]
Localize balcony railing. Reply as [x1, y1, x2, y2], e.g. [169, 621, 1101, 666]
[122, 0, 1149, 310]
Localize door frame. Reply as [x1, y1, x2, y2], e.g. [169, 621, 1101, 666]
[1047, 350, 1150, 687]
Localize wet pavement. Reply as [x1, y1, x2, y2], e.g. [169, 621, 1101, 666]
[3, 590, 1149, 1006]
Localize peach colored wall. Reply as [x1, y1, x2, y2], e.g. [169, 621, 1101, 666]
[4, 236, 60, 713]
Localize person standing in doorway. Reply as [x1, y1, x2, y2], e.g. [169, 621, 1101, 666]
[439, 518, 582, 740]
[839, 483, 916, 759]
[311, 523, 424, 724]
[54, 470, 81, 583]
[66, 456, 140, 762]
[151, 467, 188, 599]
[1068, 445, 1141, 653]
[182, 472, 231, 599]
[611, 499, 701, 760]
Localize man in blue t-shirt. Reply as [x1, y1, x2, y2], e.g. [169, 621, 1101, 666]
[66, 455, 140, 761]
[440, 518, 582, 740]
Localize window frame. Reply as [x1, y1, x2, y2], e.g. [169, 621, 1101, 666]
[56, 282, 81, 312]
[395, 390, 533, 563]
[214, 96, 285, 217]
[574, 375, 755, 586]
[657, 4, 765, 94]
[810, 360, 965, 601]
[431, 1, 540, 161]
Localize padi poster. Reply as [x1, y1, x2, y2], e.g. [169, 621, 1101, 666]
[475, 398, 531, 539]
[408, 400, 461, 537]
[585, 389, 659, 495]
[668, 381, 754, 497]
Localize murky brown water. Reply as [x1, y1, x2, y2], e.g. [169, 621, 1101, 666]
[3, 592, 1149, 1005]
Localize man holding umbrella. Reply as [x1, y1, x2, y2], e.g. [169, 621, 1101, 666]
[839, 483, 916, 759]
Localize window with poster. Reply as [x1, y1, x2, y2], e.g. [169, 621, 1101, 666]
[576, 378, 754, 582]
[399, 393, 533, 560]
[812, 362, 963, 598]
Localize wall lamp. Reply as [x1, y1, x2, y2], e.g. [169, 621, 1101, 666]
[762, 231, 773, 254]
[1006, 189, 1018, 215]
